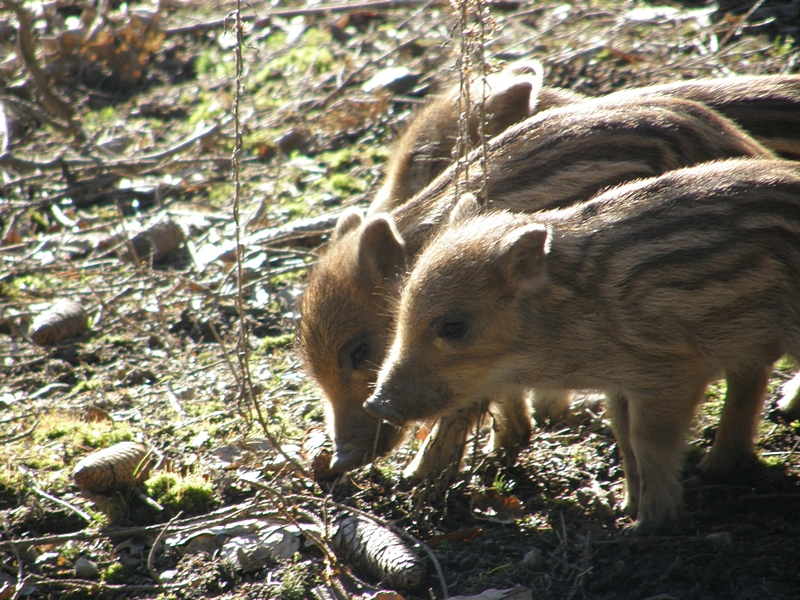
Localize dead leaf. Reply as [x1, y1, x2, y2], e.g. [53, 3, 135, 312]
[448, 586, 532, 600]
[427, 527, 483, 548]
[471, 489, 524, 523]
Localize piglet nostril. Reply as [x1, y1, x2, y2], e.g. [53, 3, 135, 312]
[364, 394, 407, 427]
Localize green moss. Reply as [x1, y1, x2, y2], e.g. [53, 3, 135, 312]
[182, 399, 226, 418]
[760, 453, 786, 468]
[195, 48, 235, 78]
[4, 273, 57, 295]
[195, 51, 214, 77]
[84, 106, 118, 133]
[276, 197, 311, 220]
[773, 35, 795, 57]
[776, 355, 799, 372]
[102, 562, 125, 583]
[259, 28, 334, 81]
[327, 173, 367, 195]
[0, 468, 26, 502]
[276, 561, 315, 600]
[258, 333, 294, 354]
[206, 183, 235, 206]
[188, 91, 228, 126]
[70, 380, 109, 395]
[81, 427, 134, 449]
[271, 268, 308, 288]
[34, 413, 135, 463]
[700, 380, 727, 421]
[145, 473, 216, 514]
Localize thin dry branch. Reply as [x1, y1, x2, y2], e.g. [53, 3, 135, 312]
[164, 0, 448, 36]
[3, 0, 82, 141]
[0, 120, 224, 175]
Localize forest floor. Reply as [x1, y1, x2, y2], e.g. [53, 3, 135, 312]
[2, 0, 800, 598]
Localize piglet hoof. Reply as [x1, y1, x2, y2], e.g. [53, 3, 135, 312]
[769, 376, 800, 423]
[489, 429, 531, 466]
[491, 446, 521, 468]
[620, 495, 639, 518]
[624, 509, 693, 536]
[698, 451, 758, 482]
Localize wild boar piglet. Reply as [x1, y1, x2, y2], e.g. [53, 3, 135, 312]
[369, 60, 544, 215]
[366, 158, 800, 531]
[298, 95, 777, 479]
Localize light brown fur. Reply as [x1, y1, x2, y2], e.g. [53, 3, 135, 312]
[366, 159, 800, 531]
[298, 94, 775, 477]
[369, 61, 544, 215]
[535, 74, 800, 160]
[373, 74, 800, 219]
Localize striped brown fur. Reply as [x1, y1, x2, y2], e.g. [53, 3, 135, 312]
[369, 61, 543, 215]
[297, 95, 774, 478]
[365, 159, 800, 532]
[537, 74, 800, 159]
[373, 74, 800, 221]
[393, 95, 775, 256]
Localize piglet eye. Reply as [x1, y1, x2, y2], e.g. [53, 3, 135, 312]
[351, 344, 370, 369]
[439, 321, 467, 340]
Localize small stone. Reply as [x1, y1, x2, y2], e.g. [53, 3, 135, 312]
[705, 531, 732, 548]
[522, 547, 542, 567]
[0, 571, 16, 600]
[610, 559, 626, 576]
[159, 569, 179, 583]
[75, 557, 99, 579]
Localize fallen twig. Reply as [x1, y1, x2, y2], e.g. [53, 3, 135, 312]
[28, 574, 191, 593]
[0, 120, 224, 176]
[4, 0, 82, 141]
[147, 512, 183, 586]
[164, 0, 445, 36]
[0, 95, 74, 136]
[0, 419, 40, 444]
[0, 500, 270, 549]
[1, 521, 24, 600]
[30, 486, 94, 523]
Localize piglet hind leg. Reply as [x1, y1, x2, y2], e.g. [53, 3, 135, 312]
[625, 382, 709, 533]
[488, 389, 534, 463]
[531, 388, 573, 426]
[605, 390, 640, 518]
[777, 370, 800, 421]
[700, 362, 772, 479]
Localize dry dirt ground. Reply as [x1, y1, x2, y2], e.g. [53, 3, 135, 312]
[2, 0, 800, 599]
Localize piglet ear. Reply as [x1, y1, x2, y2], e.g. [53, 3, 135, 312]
[496, 224, 549, 291]
[449, 193, 480, 226]
[479, 81, 534, 139]
[478, 60, 544, 138]
[333, 209, 364, 241]
[358, 216, 406, 282]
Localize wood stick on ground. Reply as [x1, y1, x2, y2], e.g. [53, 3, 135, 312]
[4, 0, 83, 141]
[164, 0, 445, 36]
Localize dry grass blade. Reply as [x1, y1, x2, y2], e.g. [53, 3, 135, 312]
[333, 515, 426, 591]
